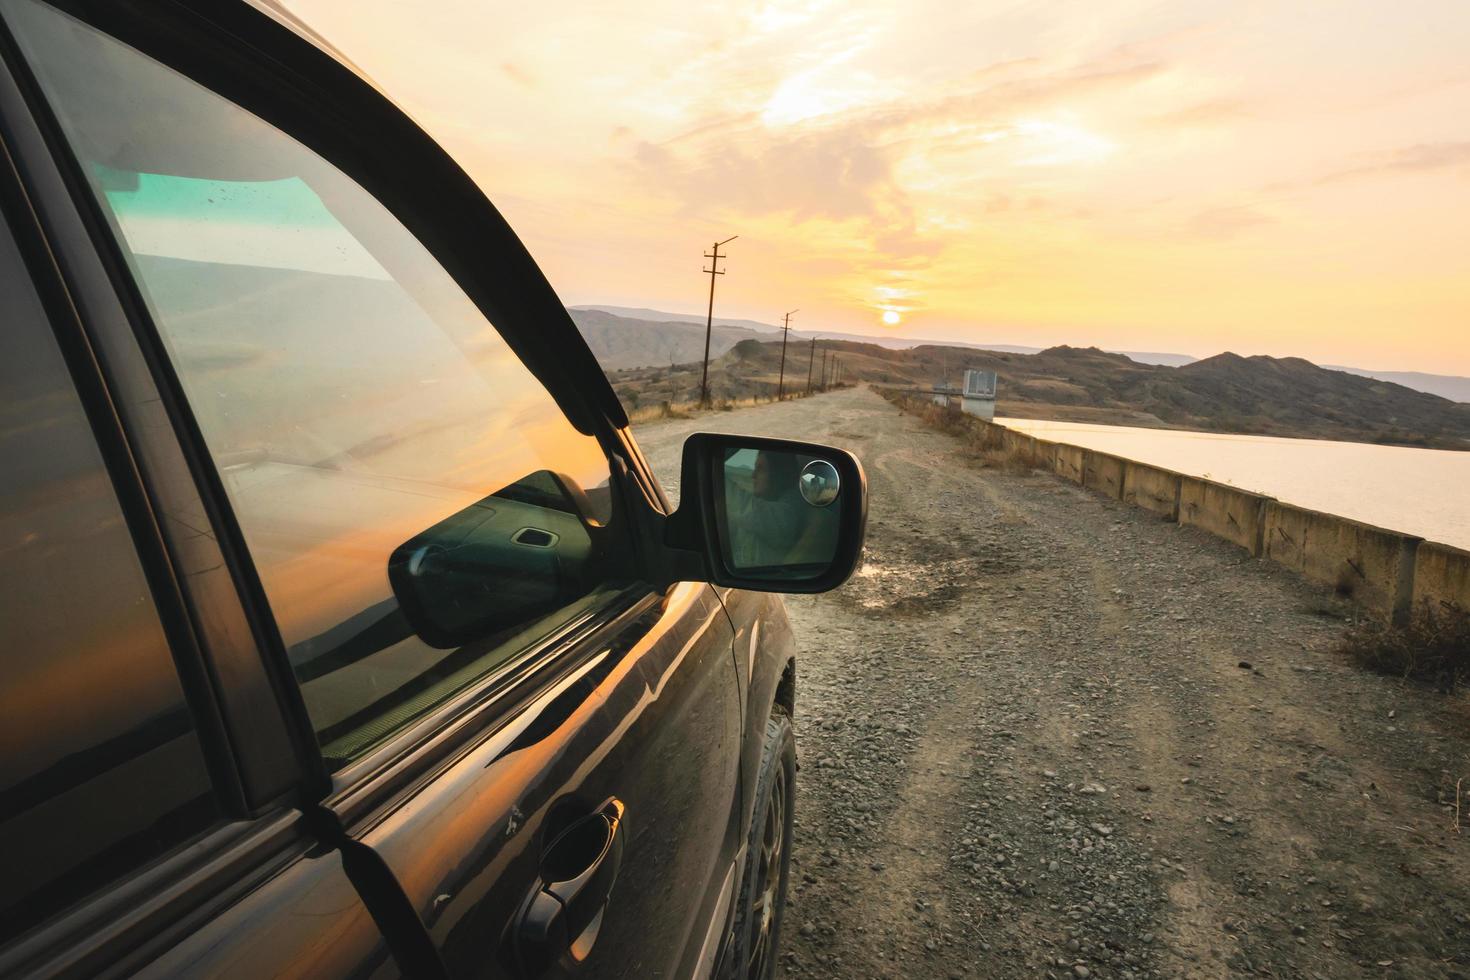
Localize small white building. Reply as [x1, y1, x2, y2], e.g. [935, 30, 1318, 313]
[961, 369, 997, 419]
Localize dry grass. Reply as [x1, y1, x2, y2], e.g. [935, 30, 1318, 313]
[624, 390, 827, 426]
[1337, 605, 1470, 693]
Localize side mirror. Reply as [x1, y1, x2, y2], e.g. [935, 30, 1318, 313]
[662, 433, 866, 593]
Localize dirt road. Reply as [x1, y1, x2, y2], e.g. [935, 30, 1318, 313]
[636, 386, 1470, 980]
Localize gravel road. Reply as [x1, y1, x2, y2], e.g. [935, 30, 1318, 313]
[635, 386, 1470, 980]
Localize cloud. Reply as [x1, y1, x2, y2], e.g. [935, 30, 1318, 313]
[1184, 205, 1272, 240]
[634, 44, 1160, 223]
[1147, 97, 1251, 128]
[1313, 141, 1470, 186]
[500, 62, 535, 88]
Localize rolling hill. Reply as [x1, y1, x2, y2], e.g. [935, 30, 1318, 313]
[608, 337, 1470, 450]
[571, 306, 1468, 403]
[569, 306, 1188, 366]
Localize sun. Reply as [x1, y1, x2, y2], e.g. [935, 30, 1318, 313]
[882, 310, 901, 326]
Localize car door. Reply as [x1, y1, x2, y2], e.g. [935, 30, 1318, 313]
[0, 100, 399, 977]
[0, 3, 746, 976]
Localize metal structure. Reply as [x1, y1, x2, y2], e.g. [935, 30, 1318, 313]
[777, 309, 798, 399]
[963, 369, 997, 398]
[961, 369, 998, 419]
[699, 235, 737, 405]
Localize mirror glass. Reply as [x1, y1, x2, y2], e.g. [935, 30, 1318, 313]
[799, 459, 841, 507]
[718, 447, 843, 581]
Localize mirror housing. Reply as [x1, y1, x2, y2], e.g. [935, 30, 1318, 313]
[661, 433, 866, 593]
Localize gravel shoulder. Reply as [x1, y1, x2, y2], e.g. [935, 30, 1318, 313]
[635, 386, 1470, 980]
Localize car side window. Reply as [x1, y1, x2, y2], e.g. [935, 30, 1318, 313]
[5, 0, 637, 769]
[0, 208, 220, 943]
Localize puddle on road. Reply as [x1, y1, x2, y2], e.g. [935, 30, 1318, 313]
[847, 558, 981, 614]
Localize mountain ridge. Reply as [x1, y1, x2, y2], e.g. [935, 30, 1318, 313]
[606, 336, 1470, 450]
[570, 305, 1467, 401]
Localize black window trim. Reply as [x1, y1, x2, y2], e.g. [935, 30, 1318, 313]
[0, 40, 247, 818]
[0, 813, 312, 978]
[0, 38, 343, 974]
[0, 0, 680, 828]
[0, 2, 311, 813]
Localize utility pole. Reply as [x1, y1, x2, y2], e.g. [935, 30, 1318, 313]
[699, 235, 737, 406]
[820, 348, 828, 390]
[805, 336, 816, 395]
[776, 309, 798, 399]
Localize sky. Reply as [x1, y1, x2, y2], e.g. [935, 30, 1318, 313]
[283, 0, 1470, 373]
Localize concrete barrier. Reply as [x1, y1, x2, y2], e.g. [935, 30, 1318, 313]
[1082, 450, 1126, 500]
[1013, 433, 1039, 465]
[1263, 502, 1420, 623]
[1030, 438, 1058, 470]
[1122, 461, 1183, 521]
[915, 408, 1468, 626]
[1053, 443, 1085, 484]
[976, 420, 1005, 452]
[1412, 542, 1470, 615]
[1000, 427, 1027, 457]
[1179, 477, 1270, 556]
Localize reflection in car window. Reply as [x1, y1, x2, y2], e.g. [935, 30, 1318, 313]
[0, 210, 218, 941]
[7, 0, 632, 768]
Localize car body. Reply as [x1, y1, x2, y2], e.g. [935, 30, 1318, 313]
[0, 1, 865, 977]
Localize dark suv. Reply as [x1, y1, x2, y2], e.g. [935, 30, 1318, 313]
[0, 2, 866, 977]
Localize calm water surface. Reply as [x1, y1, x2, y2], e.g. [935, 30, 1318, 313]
[996, 417, 1470, 550]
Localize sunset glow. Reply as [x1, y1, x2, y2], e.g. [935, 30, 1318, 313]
[284, 0, 1470, 373]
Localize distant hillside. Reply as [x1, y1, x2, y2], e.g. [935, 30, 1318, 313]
[570, 305, 1193, 365]
[568, 308, 764, 370]
[570, 305, 781, 334]
[609, 338, 1470, 449]
[1324, 366, 1470, 404]
[575, 305, 1469, 404]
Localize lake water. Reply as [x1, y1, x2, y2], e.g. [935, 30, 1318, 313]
[995, 417, 1470, 550]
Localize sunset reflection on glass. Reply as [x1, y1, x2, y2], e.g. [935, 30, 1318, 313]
[13, 3, 629, 766]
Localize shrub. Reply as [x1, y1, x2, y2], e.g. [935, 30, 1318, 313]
[1338, 605, 1470, 692]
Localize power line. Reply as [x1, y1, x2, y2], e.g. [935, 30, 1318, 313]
[699, 235, 737, 406]
[777, 309, 798, 400]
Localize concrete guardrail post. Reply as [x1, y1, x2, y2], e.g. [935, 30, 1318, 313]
[1262, 501, 1423, 623]
[1411, 541, 1470, 618]
[1179, 477, 1271, 557]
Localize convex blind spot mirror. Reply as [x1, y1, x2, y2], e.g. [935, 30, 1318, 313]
[664, 433, 867, 593]
[799, 459, 841, 507]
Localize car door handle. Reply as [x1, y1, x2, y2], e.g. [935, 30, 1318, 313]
[514, 797, 625, 976]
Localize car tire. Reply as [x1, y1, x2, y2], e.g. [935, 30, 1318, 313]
[729, 711, 796, 980]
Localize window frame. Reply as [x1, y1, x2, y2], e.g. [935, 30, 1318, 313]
[0, 41, 329, 974]
[0, 0, 671, 835]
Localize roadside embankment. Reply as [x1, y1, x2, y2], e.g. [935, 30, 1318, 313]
[883, 391, 1470, 624]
